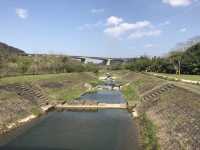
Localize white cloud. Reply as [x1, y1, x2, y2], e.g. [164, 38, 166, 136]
[104, 17, 152, 38]
[180, 28, 187, 32]
[104, 16, 161, 39]
[91, 8, 104, 14]
[128, 30, 161, 39]
[106, 16, 123, 26]
[16, 8, 28, 19]
[162, 0, 192, 7]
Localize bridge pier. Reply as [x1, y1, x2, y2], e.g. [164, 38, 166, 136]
[106, 59, 112, 66]
[80, 58, 88, 64]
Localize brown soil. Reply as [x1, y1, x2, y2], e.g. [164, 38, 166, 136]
[40, 82, 64, 88]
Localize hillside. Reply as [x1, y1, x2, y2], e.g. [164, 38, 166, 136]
[0, 42, 25, 56]
[0, 42, 99, 77]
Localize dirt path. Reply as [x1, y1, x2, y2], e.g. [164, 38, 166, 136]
[169, 81, 200, 96]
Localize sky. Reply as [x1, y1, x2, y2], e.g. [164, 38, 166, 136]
[0, 0, 200, 58]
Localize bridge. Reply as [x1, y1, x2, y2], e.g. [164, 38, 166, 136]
[70, 56, 133, 65]
[27, 54, 133, 66]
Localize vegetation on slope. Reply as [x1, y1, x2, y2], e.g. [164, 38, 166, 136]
[139, 113, 160, 150]
[120, 71, 200, 149]
[0, 42, 25, 56]
[0, 55, 99, 77]
[0, 72, 99, 134]
[121, 83, 139, 103]
[119, 71, 165, 150]
[0, 72, 98, 101]
[121, 72, 165, 94]
[124, 42, 200, 75]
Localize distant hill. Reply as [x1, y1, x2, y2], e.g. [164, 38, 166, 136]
[0, 42, 26, 56]
[182, 42, 200, 63]
[174, 36, 200, 52]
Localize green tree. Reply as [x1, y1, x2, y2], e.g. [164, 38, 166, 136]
[169, 51, 183, 75]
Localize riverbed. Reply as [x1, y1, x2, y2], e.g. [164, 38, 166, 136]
[0, 91, 139, 150]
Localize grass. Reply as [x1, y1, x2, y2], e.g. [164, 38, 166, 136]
[0, 73, 87, 85]
[0, 72, 99, 101]
[46, 84, 88, 101]
[121, 83, 140, 103]
[89, 80, 104, 87]
[31, 106, 42, 116]
[139, 113, 160, 150]
[0, 91, 19, 101]
[152, 72, 200, 81]
[118, 71, 161, 149]
[120, 71, 165, 94]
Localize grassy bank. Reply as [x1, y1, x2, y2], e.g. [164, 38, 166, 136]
[0, 72, 99, 101]
[121, 83, 140, 104]
[120, 71, 200, 149]
[0, 72, 99, 133]
[119, 71, 163, 150]
[138, 113, 160, 150]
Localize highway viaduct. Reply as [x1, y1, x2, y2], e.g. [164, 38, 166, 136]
[70, 56, 133, 66]
[27, 54, 133, 66]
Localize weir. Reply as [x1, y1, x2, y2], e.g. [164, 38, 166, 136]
[56, 103, 127, 110]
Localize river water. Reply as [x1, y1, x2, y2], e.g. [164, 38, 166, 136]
[0, 91, 139, 150]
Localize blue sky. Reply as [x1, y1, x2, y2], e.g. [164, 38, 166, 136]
[0, 0, 200, 57]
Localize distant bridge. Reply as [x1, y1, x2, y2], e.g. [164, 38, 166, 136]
[27, 54, 133, 66]
[70, 56, 133, 65]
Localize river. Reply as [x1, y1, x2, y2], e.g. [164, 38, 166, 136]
[0, 90, 139, 150]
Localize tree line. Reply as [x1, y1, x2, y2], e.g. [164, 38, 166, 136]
[0, 54, 99, 77]
[124, 42, 200, 75]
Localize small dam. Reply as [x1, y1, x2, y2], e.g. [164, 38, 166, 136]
[56, 103, 127, 110]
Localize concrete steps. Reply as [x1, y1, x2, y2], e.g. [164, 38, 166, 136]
[6, 84, 49, 105]
[142, 83, 176, 102]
